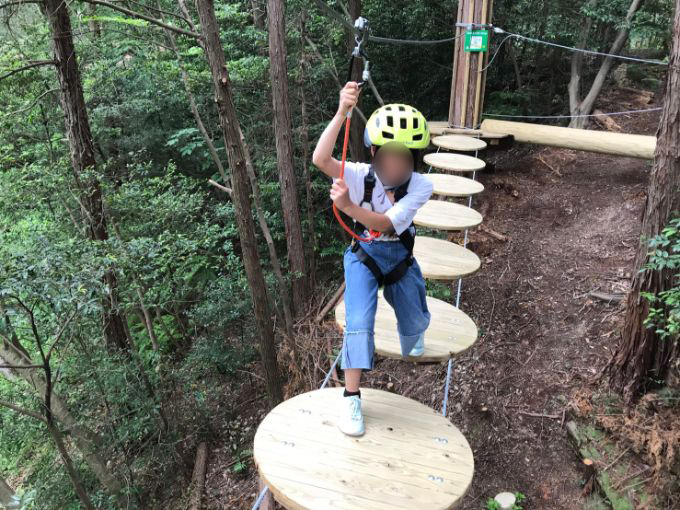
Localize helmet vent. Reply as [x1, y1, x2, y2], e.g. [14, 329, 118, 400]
[413, 118, 419, 129]
[382, 131, 394, 139]
[398, 105, 406, 112]
[400, 118, 407, 129]
[413, 133, 423, 141]
[386, 116, 394, 128]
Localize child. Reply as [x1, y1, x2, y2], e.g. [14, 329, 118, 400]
[312, 82, 433, 436]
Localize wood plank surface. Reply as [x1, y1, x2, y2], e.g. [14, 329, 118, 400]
[414, 236, 481, 280]
[432, 135, 487, 152]
[414, 200, 483, 230]
[425, 174, 484, 197]
[335, 293, 478, 361]
[253, 388, 475, 510]
[424, 153, 486, 173]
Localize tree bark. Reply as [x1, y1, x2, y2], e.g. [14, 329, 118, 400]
[189, 442, 208, 510]
[607, 0, 680, 400]
[569, 0, 644, 128]
[0, 478, 19, 510]
[267, 0, 308, 314]
[346, 0, 367, 163]
[298, 14, 316, 289]
[195, 0, 283, 404]
[251, 0, 265, 29]
[44, 0, 129, 351]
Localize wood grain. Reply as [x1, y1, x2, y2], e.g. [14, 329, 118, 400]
[481, 119, 656, 159]
[335, 292, 478, 361]
[424, 153, 486, 173]
[432, 135, 487, 152]
[425, 174, 485, 197]
[254, 388, 475, 510]
[414, 200, 483, 230]
[414, 236, 481, 280]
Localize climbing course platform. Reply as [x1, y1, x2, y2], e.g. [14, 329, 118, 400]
[425, 174, 484, 197]
[432, 134, 487, 152]
[414, 200, 482, 230]
[335, 292, 478, 362]
[413, 236, 481, 280]
[253, 387, 475, 510]
[424, 152, 486, 173]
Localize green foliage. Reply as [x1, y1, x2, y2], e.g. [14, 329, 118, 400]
[640, 217, 680, 341]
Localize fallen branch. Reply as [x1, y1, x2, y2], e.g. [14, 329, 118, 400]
[518, 410, 561, 419]
[593, 109, 622, 132]
[315, 282, 345, 324]
[536, 154, 562, 177]
[589, 291, 624, 303]
[479, 225, 508, 242]
[189, 442, 208, 510]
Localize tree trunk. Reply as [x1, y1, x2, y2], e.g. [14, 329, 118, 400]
[346, 0, 367, 163]
[607, 0, 680, 400]
[44, 0, 129, 351]
[251, 0, 265, 29]
[298, 14, 316, 290]
[569, 0, 644, 128]
[0, 478, 19, 510]
[0, 341, 122, 495]
[195, 0, 283, 404]
[46, 421, 95, 510]
[267, 0, 308, 314]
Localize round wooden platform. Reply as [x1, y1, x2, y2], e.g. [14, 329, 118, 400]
[425, 174, 484, 197]
[253, 387, 475, 510]
[424, 153, 486, 173]
[432, 135, 487, 152]
[335, 293, 478, 362]
[414, 236, 481, 280]
[414, 200, 482, 231]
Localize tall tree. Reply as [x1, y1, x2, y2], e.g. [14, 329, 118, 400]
[44, 0, 129, 351]
[607, 0, 680, 400]
[195, 0, 283, 404]
[568, 0, 645, 128]
[267, 0, 308, 313]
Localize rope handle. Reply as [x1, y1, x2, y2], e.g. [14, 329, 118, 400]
[332, 108, 380, 243]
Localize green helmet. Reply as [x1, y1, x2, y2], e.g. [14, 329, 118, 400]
[364, 103, 430, 149]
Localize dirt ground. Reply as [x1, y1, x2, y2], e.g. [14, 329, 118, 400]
[203, 88, 677, 509]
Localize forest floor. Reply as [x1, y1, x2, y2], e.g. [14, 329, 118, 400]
[196, 87, 680, 510]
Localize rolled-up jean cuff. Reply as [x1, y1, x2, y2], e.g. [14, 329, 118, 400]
[341, 330, 375, 371]
[399, 330, 426, 357]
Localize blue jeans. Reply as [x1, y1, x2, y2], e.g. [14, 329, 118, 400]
[340, 240, 431, 371]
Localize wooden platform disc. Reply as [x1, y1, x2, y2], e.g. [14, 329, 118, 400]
[414, 236, 481, 280]
[424, 152, 486, 173]
[432, 135, 487, 152]
[444, 128, 508, 140]
[254, 387, 475, 510]
[414, 200, 482, 231]
[427, 121, 462, 136]
[425, 174, 484, 197]
[335, 293, 478, 362]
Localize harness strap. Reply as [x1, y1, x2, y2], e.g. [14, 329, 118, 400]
[351, 243, 414, 287]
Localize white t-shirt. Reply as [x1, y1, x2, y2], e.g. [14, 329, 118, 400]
[338, 161, 433, 239]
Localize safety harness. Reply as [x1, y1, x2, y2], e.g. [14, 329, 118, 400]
[351, 167, 416, 287]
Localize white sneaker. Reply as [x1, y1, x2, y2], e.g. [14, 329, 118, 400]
[408, 333, 425, 357]
[338, 395, 365, 436]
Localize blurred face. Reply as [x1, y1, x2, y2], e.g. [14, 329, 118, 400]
[371, 142, 413, 187]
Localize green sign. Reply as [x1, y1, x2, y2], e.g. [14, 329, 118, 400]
[464, 30, 489, 52]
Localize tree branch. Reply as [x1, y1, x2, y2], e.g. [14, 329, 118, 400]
[0, 0, 41, 9]
[0, 399, 46, 422]
[0, 60, 55, 81]
[79, 0, 201, 38]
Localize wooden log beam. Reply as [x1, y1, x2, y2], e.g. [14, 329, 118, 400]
[481, 119, 656, 159]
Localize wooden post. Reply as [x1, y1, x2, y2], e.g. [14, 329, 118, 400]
[448, 0, 494, 128]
